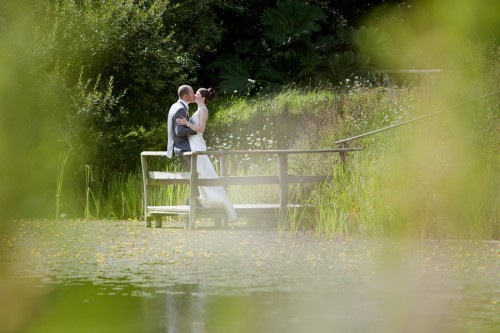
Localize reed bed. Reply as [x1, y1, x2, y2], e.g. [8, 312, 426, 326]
[56, 78, 499, 239]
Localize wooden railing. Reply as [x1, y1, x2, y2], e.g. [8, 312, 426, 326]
[141, 148, 361, 229]
[374, 69, 444, 86]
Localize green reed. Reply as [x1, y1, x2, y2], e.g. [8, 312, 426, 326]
[215, 83, 498, 239]
[302, 151, 389, 239]
[84, 165, 102, 219]
[105, 171, 142, 219]
[62, 79, 498, 240]
[82, 161, 189, 220]
[55, 149, 71, 220]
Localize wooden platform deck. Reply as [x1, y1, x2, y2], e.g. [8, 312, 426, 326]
[141, 149, 361, 229]
[146, 203, 309, 228]
[147, 204, 277, 228]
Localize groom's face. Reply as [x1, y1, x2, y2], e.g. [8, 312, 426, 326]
[187, 88, 195, 103]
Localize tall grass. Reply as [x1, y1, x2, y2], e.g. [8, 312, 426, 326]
[58, 68, 498, 240]
[71, 159, 190, 221]
[55, 150, 71, 220]
[211, 75, 498, 239]
[84, 165, 101, 220]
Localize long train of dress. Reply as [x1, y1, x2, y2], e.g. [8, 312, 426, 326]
[187, 108, 237, 222]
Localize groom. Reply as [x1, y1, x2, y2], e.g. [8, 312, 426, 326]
[167, 85, 197, 170]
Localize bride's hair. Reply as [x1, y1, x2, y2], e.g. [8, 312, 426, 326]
[198, 88, 217, 102]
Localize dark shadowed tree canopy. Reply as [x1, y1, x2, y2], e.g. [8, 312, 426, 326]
[0, 0, 409, 176]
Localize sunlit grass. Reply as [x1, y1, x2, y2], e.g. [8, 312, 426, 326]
[54, 75, 498, 240]
[361, 0, 500, 240]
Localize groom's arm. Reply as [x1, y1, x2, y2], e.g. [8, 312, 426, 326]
[174, 108, 196, 136]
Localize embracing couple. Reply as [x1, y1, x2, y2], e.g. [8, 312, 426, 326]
[167, 85, 237, 223]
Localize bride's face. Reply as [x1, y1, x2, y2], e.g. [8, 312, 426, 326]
[195, 92, 204, 104]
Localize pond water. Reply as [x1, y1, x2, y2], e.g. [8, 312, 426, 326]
[2, 220, 499, 333]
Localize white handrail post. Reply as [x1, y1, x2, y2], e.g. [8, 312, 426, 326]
[188, 153, 198, 229]
[140, 153, 151, 227]
[278, 153, 288, 224]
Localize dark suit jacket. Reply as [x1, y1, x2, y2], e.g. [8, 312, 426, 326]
[167, 100, 196, 158]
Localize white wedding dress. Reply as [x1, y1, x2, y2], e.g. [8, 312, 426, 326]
[188, 108, 238, 222]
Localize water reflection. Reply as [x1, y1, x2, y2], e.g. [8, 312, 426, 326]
[13, 278, 500, 333]
[161, 283, 207, 333]
[2, 221, 499, 333]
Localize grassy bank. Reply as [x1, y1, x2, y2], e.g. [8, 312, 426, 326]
[56, 74, 499, 240]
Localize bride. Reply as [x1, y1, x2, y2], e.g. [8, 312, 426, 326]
[176, 88, 238, 223]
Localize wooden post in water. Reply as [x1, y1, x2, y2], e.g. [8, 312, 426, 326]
[140, 154, 151, 227]
[188, 153, 198, 229]
[219, 154, 228, 227]
[219, 154, 227, 177]
[278, 153, 288, 224]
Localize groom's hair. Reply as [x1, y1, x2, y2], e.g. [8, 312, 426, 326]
[178, 85, 192, 98]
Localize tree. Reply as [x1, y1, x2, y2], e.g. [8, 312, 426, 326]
[26, 0, 224, 172]
[212, 0, 396, 94]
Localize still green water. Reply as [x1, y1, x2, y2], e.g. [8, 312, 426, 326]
[2, 220, 499, 333]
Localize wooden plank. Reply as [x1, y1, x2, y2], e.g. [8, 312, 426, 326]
[149, 171, 190, 179]
[183, 148, 362, 156]
[147, 171, 190, 185]
[147, 175, 328, 186]
[141, 151, 169, 156]
[141, 148, 362, 158]
[145, 203, 311, 228]
[147, 203, 305, 213]
[148, 178, 190, 185]
[149, 204, 281, 210]
[376, 69, 444, 74]
[197, 176, 279, 186]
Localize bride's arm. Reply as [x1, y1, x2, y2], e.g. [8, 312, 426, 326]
[178, 108, 208, 133]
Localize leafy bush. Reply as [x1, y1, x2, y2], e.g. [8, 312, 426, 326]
[214, 0, 393, 94]
[25, 0, 224, 172]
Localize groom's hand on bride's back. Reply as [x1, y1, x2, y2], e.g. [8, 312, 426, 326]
[176, 116, 187, 125]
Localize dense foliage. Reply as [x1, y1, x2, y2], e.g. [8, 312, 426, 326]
[0, 0, 404, 174]
[1, 0, 498, 232]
